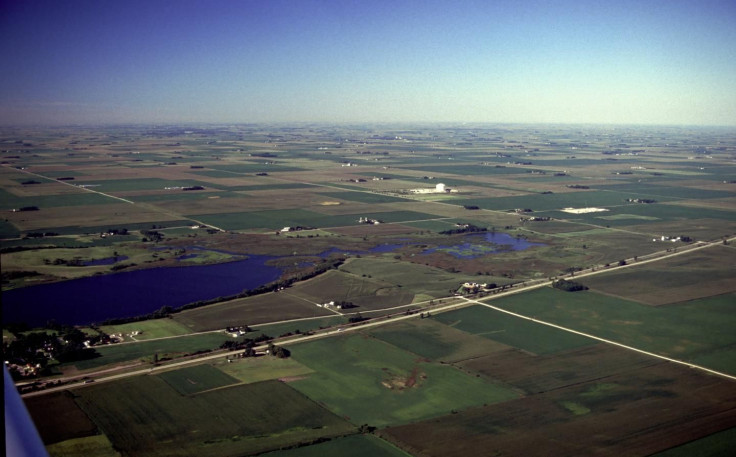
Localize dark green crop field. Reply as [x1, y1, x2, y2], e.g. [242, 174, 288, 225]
[74, 377, 355, 457]
[158, 364, 240, 395]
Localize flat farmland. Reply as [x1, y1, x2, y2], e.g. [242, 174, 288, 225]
[216, 355, 314, 384]
[483, 288, 736, 374]
[339, 257, 477, 298]
[457, 343, 659, 394]
[74, 377, 355, 456]
[158, 364, 240, 395]
[318, 191, 413, 204]
[432, 305, 595, 355]
[583, 244, 736, 305]
[380, 363, 736, 457]
[72, 178, 215, 193]
[99, 318, 192, 341]
[173, 291, 335, 332]
[0, 187, 112, 209]
[283, 269, 415, 311]
[287, 334, 519, 427]
[185, 208, 442, 231]
[24, 391, 98, 445]
[4, 125, 736, 457]
[368, 318, 512, 362]
[255, 316, 346, 337]
[452, 189, 676, 212]
[592, 183, 735, 200]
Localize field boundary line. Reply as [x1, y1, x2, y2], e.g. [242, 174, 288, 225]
[462, 296, 736, 382]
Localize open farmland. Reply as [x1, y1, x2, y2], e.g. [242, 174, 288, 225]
[158, 364, 240, 395]
[481, 287, 736, 374]
[4, 124, 735, 456]
[287, 334, 519, 427]
[379, 362, 736, 457]
[432, 304, 596, 355]
[582, 244, 736, 305]
[72, 377, 356, 457]
[172, 288, 337, 332]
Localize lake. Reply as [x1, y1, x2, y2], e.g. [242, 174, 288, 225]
[2, 255, 280, 327]
[2, 233, 544, 327]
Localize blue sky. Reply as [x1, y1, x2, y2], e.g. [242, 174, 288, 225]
[1, 0, 734, 125]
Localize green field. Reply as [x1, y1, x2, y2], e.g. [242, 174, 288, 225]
[0, 188, 112, 208]
[402, 219, 458, 232]
[99, 319, 190, 340]
[287, 334, 518, 427]
[217, 356, 314, 384]
[158, 364, 240, 395]
[260, 434, 412, 457]
[369, 318, 510, 362]
[432, 304, 595, 355]
[74, 377, 355, 456]
[485, 288, 736, 374]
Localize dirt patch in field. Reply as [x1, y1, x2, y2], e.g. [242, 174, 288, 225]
[381, 366, 425, 391]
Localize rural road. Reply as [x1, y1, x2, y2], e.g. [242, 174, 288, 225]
[19, 235, 736, 398]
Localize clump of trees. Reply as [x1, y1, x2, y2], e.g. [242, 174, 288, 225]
[348, 313, 369, 324]
[552, 279, 588, 292]
[268, 343, 291, 358]
[439, 224, 487, 235]
[141, 230, 164, 242]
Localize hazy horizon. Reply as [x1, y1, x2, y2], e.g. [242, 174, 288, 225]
[2, 0, 735, 127]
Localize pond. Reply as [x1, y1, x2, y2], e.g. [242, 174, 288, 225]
[2, 255, 280, 327]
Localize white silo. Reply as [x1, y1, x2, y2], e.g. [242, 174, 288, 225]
[435, 183, 446, 192]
